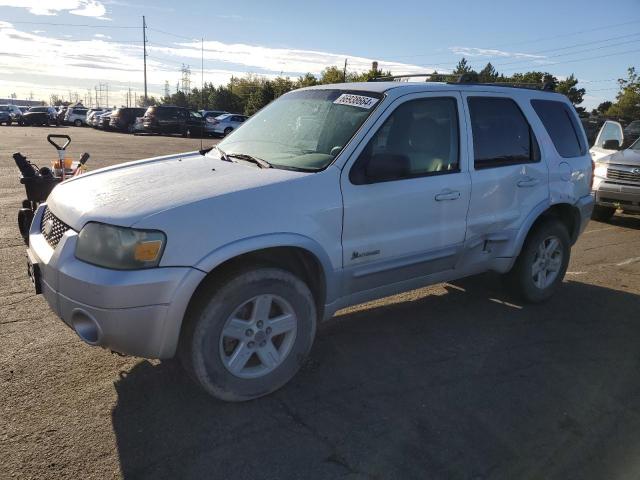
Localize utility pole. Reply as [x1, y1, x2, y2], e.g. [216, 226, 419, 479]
[343, 58, 348, 82]
[142, 15, 148, 105]
[106, 84, 109, 108]
[95, 86, 99, 108]
[201, 37, 204, 109]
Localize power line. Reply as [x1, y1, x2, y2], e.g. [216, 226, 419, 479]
[498, 47, 640, 72]
[8, 21, 138, 28]
[147, 27, 196, 41]
[493, 38, 640, 68]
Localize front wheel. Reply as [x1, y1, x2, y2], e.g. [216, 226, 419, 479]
[179, 268, 317, 402]
[504, 219, 570, 303]
[74, 119, 82, 127]
[223, 127, 233, 136]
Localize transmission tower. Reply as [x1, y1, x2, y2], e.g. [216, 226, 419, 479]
[180, 64, 192, 94]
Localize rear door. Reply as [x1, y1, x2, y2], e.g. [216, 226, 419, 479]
[340, 92, 471, 294]
[590, 121, 624, 162]
[461, 93, 549, 249]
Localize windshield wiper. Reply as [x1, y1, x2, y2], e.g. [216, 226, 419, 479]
[227, 153, 272, 169]
[215, 145, 234, 163]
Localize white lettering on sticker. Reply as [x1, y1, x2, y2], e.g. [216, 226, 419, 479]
[333, 94, 378, 109]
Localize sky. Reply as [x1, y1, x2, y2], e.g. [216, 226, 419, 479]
[0, 0, 638, 110]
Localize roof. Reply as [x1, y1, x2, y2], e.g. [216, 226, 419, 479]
[301, 81, 565, 99]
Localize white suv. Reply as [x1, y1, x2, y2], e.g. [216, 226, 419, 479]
[26, 80, 593, 401]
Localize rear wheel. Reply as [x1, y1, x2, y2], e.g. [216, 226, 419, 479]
[591, 205, 615, 222]
[179, 267, 317, 402]
[224, 127, 233, 136]
[504, 218, 570, 303]
[74, 119, 82, 127]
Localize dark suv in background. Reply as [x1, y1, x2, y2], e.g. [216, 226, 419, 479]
[142, 105, 205, 137]
[109, 107, 146, 133]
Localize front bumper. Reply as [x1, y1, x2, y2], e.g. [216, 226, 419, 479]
[27, 205, 205, 358]
[593, 178, 640, 213]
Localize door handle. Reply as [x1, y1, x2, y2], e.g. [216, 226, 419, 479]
[435, 190, 461, 201]
[517, 177, 540, 188]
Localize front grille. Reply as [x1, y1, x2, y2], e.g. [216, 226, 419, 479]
[607, 167, 640, 184]
[40, 207, 71, 248]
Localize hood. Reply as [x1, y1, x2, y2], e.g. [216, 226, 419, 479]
[47, 151, 307, 230]
[598, 148, 640, 166]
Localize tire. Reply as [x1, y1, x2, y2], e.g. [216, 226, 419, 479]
[179, 267, 317, 402]
[504, 218, 570, 303]
[7, 119, 11, 126]
[224, 127, 233, 136]
[591, 205, 615, 222]
[74, 119, 82, 127]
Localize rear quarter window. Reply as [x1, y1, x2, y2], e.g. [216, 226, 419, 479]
[531, 99, 585, 157]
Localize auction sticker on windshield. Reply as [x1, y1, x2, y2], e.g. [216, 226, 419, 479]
[333, 93, 379, 109]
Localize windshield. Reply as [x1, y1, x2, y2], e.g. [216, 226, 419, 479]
[631, 137, 640, 151]
[30, 107, 47, 112]
[215, 89, 383, 170]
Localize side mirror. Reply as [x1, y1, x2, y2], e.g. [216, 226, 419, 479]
[363, 153, 411, 183]
[603, 139, 621, 150]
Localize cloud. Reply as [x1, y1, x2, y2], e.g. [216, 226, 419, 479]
[0, 0, 108, 18]
[94, 33, 111, 39]
[449, 46, 545, 60]
[0, 22, 438, 105]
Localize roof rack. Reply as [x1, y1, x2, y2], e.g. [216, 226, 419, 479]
[369, 72, 555, 91]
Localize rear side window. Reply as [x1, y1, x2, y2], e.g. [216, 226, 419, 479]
[468, 97, 539, 169]
[531, 100, 585, 157]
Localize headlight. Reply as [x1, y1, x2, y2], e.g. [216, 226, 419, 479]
[594, 162, 608, 179]
[75, 222, 166, 270]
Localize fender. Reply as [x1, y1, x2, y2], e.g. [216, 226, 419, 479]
[193, 232, 341, 303]
[500, 199, 581, 271]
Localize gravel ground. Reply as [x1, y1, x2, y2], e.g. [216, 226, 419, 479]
[1, 125, 640, 480]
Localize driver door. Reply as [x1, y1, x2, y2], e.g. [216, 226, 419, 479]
[591, 121, 624, 162]
[340, 92, 471, 295]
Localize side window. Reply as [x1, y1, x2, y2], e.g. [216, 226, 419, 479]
[468, 97, 540, 169]
[350, 97, 460, 184]
[531, 99, 585, 157]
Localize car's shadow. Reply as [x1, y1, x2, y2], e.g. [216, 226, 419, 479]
[112, 275, 640, 479]
[606, 213, 640, 230]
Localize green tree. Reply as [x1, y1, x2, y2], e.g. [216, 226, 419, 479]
[453, 57, 472, 75]
[478, 62, 498, 82]
[320, 66, 347, 84]
[296, 73, 318, 88]
[596, 101, 612, 114]
[137, 95, 158, 107]
[606, 67, 640, 121]
[556, 74, 585, 106]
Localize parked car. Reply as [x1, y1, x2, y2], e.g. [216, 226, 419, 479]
[0, 104, 25, 125]
[18, 106, 29, 114]
[206, 113, 248, 136]
[25, 81, 594, 401]
[590, 120, 640, 221]
[95, 111, 112, 129]
[87, 108, 108, 128]
[65, 106, 89, 126]
[0, 105, 12, 125]
[623, 120, 640, 147]
[200, 109, 228, 121]
[22, 106, 58, 126]
[132, 116, 145, 133]
[109, 107, 147, 132]
[57, 106, 68, 124]
[142, 105, 205, 136]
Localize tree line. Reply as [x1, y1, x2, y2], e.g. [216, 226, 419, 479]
[143, 58, 638, 122]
